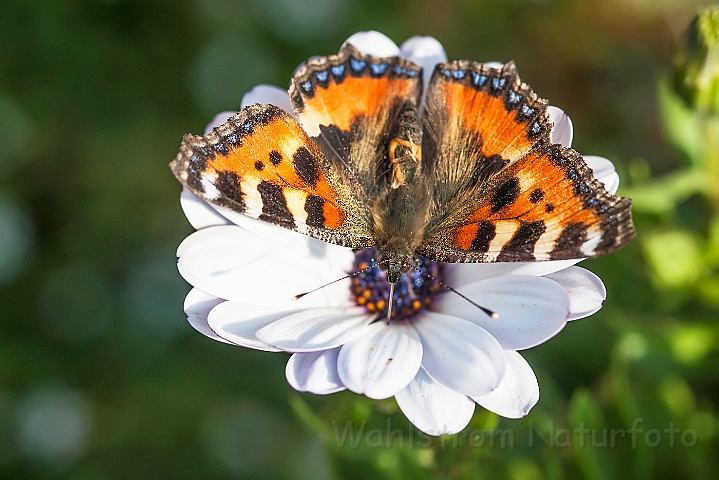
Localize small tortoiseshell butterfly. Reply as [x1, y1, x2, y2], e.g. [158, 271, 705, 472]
[171, 44, 635, 309]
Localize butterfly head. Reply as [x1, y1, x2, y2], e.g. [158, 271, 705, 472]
[376, 245, 414, 284]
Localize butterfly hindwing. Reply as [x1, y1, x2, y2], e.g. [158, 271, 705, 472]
[421, 61, 551, 210]
[289, 44, 423, 197]
[170, 104, 374, 248]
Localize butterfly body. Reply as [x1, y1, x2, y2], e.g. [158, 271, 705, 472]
[171, 44, 635, 288]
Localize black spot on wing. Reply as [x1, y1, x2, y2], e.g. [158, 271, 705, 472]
[550, 222, 587, 260]
[305, 195, 326, 228]
[470, 221, 496, 252]
[491, 177, 520, 213]
[293, 147, 320, 188]
[257, 180, 295, 229]
[254, 160, 264, 171]
[497, 221, 546, 261]
[529, 188, 544, 203]
[269, 150, 282, 166]
[215, 171, 245, 211]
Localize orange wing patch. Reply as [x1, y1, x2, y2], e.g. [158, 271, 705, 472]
[289, 44, 422, 138]
[170, 104, 373, 248]
[294, 75, 420, 137]
[427, 61, 551, 166]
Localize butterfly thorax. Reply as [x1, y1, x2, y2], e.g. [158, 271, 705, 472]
[372, 182, 430, 284]
[371, 105, 430, 284]
[387, 105, 422, 188]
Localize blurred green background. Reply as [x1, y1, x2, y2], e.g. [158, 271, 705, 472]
[1, 0, 718, 478]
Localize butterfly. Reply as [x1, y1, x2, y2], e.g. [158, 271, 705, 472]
[170, 43, 635, 311]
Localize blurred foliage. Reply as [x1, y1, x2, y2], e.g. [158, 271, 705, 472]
[1, 0, 718, 478]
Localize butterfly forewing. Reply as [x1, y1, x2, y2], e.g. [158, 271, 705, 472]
[170, 104, 374, 248]
[418, 142, 634, 262]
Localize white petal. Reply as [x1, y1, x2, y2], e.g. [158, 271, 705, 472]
[435, 275, 570, 350]
[343, 31, 400, 57]
[395, 366, 475, 436]
[444, 259, 581, 287]
[545, 266, 606, 321]
[399, 36, 447, 88]
[201, 211, 355, 277]
[177, 225, 352, 307]
[207, 300, 298, 352]
[286, 348, 345, 395]
[203, 111, 236, 134]
[240, 84, 294, 115]
[184, 288, 230, 343]
[584, 155, 620, 195]
[211, 205, 310, 243]
[255, 308, 371, 352]
[548, 106, 573, 147]
[337, 322, 422, 399]
[472, 350, 538, 418]
[413, 312, 505, 397]
[180, 188, 230, 230]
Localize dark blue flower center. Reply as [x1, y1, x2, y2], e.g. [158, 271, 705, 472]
[350, 249, 445, 322]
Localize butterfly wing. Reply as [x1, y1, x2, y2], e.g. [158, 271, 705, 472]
[289, 44, 423, 197]
[172, 45, 426, 249]
[170, 104, 374, 248]
[418, 62, 635, 262]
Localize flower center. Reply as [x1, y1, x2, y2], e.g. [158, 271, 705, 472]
[350, 249, 444, 321]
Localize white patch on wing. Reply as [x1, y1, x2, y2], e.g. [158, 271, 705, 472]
[486, 220, 520, 262]
[580, 226, 602, 256]
[285, 189, 309, 224]
[201, 173, 220, 200]
[516, 170, 535, 192]
[279, 136, 306, 161]
[240, 176, 263, 219]
[296, 113, 324, 138]
[533, 220, 564, 261]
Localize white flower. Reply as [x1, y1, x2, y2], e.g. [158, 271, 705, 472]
[177, 32, 619, 436]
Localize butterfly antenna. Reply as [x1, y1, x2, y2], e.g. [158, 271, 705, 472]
[386, 282, 395, 325]
[293, 264, 375, 300]
[415, 266, 499, 319]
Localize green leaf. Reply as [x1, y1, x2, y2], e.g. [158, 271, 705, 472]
[658, 79, 706, 165]
[642, 229, 703, 288]
[668, 324, 715, 365]
[622, 168, 712, 215]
